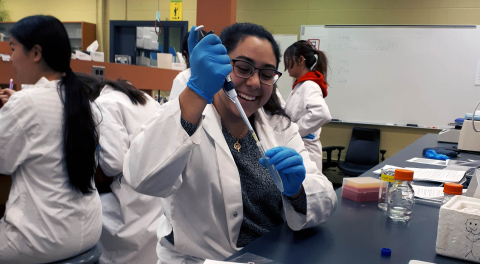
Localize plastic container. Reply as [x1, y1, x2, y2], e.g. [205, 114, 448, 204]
[441, 183, 463, 205]
[436, 196, 480, 262]
[465, 112, 480, 121]
[387, 169, 415, 221]
[378, 167, 396, 211]
[342, 177, 381, 202]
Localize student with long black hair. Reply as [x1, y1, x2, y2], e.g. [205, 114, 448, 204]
[77, 73, 164, 264]
[123, 23, 337, 263]
[0, 15, 102, 263]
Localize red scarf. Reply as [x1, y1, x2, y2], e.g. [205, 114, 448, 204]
[292, 70, 328, 98]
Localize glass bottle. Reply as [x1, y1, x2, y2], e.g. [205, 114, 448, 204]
[442, 183, 463, 205]
[387, 169, 415, 221]
[378, 167, 396, 211]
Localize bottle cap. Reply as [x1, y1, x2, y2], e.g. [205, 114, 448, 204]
[381, 248, 392, 256]
[394, 169, 414, 181]
[443, 183, 463, 195]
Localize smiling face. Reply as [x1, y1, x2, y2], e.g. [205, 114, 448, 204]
[466, 219, 480, 235]
[213, 36, 277, 119]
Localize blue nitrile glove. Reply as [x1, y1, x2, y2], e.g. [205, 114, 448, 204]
[425, 149, 450, 160]
[302, 133, 315, 140]
[186, 29, 232, 104]
[259, 146, 306, 197]
[187, 25, 199, 55]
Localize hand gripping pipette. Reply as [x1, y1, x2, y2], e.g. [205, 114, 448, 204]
[222, 76, 284, 193]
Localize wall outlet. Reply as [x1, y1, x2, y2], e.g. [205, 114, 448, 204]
[92, 66, 105, 80]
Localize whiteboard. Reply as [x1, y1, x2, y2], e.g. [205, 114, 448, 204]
[273, 34, 297, 101]
[301, 25, 480, 128]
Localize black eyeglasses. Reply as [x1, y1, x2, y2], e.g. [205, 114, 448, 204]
[230, 59, 282, 85]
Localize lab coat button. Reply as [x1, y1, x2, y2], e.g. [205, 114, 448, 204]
[233, 212, 238, 217]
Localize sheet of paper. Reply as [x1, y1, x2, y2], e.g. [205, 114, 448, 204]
[407, 157, 449, 166]
[412, 186, 445, 199]
[409, 260, 436, 264]
[373, 165, 403, 175]
[0, 54, 10, 61]
[406, 168, 465, 183]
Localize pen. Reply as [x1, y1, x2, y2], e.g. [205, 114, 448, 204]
[9, 79, 13, 90]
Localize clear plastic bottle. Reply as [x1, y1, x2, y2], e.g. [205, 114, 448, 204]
[378, 167, 396, 211]
[441, 183, 463, 205]
[387, 169, 415, 221]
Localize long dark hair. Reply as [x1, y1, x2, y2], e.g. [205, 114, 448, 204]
[284, 40, 328, 81]
[76, 73, 147, 104]
[10, 15, 98, 195]
[219, 23, 290, 121]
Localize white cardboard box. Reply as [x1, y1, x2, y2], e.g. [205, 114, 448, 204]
[75, 51, 91, 61]
[157, 53, 172, 69]
[143, 27, 151, 38]
[149, 41, 158, 50]
[143, 36, 152, 50]
[91, 52, 104, 62]
[136, 27, 144, 39]
[436, 195, 480, 262]
[136, 38, 143, 48]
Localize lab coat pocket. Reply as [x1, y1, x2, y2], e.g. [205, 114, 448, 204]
[100, 191, 123, 235]
[4, 188, 25, 227]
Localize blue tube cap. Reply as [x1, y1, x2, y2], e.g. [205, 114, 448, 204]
[381, 248, 392, 256]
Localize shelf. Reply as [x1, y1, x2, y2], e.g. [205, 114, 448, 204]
[136, 47, 162, 53]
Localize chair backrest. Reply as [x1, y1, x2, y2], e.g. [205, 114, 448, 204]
[344, 127, 380, 166]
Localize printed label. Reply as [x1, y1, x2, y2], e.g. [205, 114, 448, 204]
[381, 173, 395, 183]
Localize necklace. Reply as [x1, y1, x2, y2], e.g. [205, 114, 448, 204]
[229, 126, 248, 152]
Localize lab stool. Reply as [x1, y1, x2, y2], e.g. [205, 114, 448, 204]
[47, 244, 101, 264]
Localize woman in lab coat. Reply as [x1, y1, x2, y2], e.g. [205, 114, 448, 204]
[78, 74, 164, 264]
[283, 40, 332, 171]
[0, 15, 102, 263]
[123, 23, 337, 264]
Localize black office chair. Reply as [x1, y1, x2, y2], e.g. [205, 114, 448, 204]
[333, 127, 386, 177]
[322, 146, 345, 171]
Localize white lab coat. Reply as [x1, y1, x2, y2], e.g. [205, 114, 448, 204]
[0, 77, 102, 264]
[169, 68, 286, 106]
[169, 68, 191, 100]
[284, 80, 332, 171]
[123, 98, 337, 263]
[94, 86, 164, 264]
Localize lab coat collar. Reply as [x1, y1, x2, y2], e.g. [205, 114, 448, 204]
[22, 77, 60, 90]
[98, 84, 115, 96]
[202, 104, 234, 161]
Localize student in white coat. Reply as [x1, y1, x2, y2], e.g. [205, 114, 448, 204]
[78, 74, 164, 264]
[283, 40, 332, 171]
[0, 15, 102, 264]
[123, 23, 337, 263]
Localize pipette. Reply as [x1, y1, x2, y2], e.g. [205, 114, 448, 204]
[222, 76, 284, 193]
